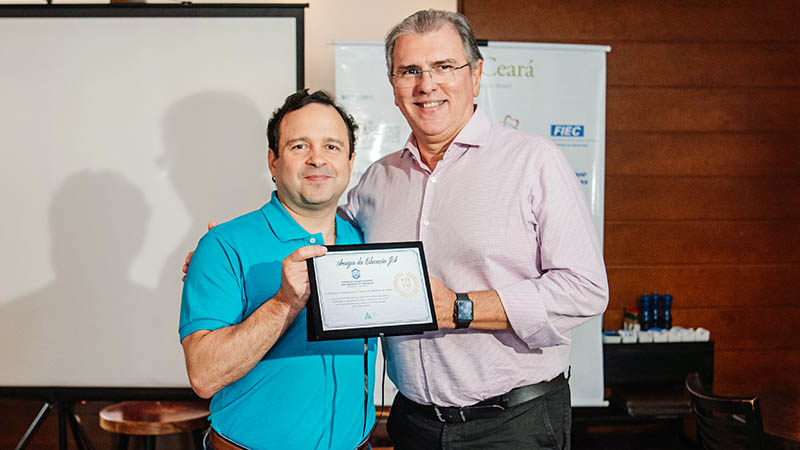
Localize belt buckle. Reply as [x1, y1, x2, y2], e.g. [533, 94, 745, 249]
[433, 405, 467, 422]
[433, 405, 445, 422]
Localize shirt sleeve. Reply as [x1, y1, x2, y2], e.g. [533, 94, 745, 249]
[179, 231, 245, 341]
[338, 177, 364, 229]
[495, 147, 609, 349]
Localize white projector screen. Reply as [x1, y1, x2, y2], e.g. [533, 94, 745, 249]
[0, 5, 302, 387]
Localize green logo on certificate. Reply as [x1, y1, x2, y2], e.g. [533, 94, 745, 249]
[365, 312, 373, 320]
[393, 273, 420, 297]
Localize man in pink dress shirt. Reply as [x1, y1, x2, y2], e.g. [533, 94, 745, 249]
[337, 9, 608, 450]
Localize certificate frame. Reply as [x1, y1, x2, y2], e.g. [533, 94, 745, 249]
[306, 241, 438, 341]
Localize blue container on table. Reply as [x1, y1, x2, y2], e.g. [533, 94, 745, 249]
[661, 294, 673, 329]
[639, 295, 653, 331]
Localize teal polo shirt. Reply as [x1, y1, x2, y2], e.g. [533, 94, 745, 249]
[180, 191, 376, 450]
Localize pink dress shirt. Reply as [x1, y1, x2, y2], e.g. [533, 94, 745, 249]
[339, 107, 608, 407]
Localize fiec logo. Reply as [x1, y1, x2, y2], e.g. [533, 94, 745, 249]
[550, 125, 584, 137]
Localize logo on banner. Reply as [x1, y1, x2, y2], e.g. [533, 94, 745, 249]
[483, 57, 535, 78]
[551, 125, 584, 137]
[502, 115, 520, 129]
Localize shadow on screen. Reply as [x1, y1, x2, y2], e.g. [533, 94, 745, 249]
[157, 91, 270, 293]
[0, 170, 168, 384]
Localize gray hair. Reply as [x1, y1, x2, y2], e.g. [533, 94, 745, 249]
[384, 9, 483, 78]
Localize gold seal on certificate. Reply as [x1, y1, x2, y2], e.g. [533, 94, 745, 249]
[393, 273, 419, 297]
[306, 242, 438, 341]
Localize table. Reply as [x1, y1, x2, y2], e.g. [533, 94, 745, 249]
[602, 341, 714, 417]
[603, 341, 715, 385]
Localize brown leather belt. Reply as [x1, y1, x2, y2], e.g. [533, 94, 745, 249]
[209, 428, 248, 450]
[209, 427, 372, 450]
[403, 373, 567, 423]
[355, 434, 371, 450]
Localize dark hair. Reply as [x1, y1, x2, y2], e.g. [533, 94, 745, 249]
[267, 89, 358, 158]
[385, 9, 483, 78]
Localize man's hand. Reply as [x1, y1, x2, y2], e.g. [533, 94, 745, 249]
[275, 245, 328, 314]
[429, 277, 456, 329]
[182, 221, 219, 281]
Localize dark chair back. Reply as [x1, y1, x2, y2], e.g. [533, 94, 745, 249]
[685, 372, 764, 450]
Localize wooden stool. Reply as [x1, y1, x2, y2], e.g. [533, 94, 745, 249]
[99, 401, 209, 450]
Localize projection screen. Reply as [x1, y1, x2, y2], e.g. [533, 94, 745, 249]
[0, 4, 302, 387]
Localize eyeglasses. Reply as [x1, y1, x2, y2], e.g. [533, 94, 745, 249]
[391, 63, 471, 88]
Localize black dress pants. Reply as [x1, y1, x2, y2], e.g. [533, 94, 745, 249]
[386, 381, 571, 450]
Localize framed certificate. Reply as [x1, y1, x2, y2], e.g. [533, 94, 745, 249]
[306, 241, 438, 341]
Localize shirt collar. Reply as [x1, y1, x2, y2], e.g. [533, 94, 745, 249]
[333, 213, 359, 244]
[261, 191, 358, 244]
[400, 105, 492, 161]
[260, 191, 312, 242]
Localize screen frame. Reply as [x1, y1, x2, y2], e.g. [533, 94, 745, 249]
[0, 2, 306, 90]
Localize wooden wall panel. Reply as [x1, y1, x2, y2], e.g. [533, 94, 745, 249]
[605, 176, 800, 220]
[608, 43, 800, 87]
[461, 0, 800, 398]
[606, 265, 800, 309]
[715, 349, 800, 394]
[461, 0, 800, 42]
[604, 220, 800, 265]
[607, 88, 800, 131]
[606, 132, 800, 176]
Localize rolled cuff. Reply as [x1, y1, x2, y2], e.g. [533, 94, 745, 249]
[496, 279, 570, 349]
[179, 319, 231, 341]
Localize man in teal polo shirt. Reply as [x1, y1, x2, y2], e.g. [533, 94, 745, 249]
[179, 90, 376, 450]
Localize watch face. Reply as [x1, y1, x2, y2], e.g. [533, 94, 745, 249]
[456, 300, 473, 320]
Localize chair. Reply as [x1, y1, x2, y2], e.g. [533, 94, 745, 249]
[685, 372, 764, 450]
[99, 401, 209, 450]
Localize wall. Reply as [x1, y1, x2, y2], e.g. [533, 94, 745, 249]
[300, 0, 457, 91]
[459, 0, 800, 395]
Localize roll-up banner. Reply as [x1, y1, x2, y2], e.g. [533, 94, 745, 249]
[335, 41, 610, 407]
